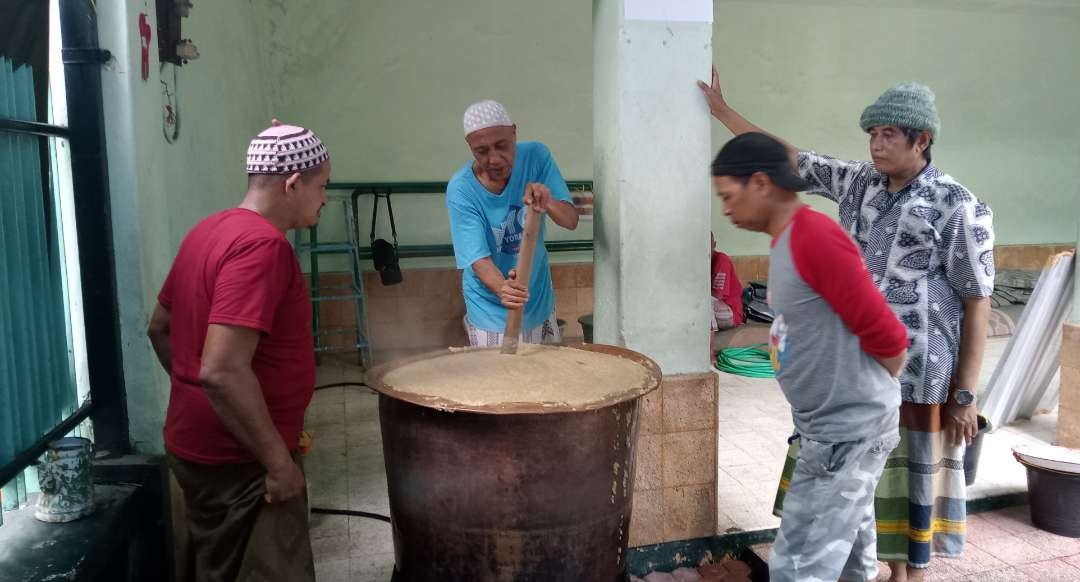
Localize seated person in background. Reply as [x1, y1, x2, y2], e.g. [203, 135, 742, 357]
[710, 232, 744, 358]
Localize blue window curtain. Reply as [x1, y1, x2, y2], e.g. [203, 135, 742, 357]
[0, 56, 79, 504]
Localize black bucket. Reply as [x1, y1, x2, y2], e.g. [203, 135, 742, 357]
[964, 415, 991, 486]
[1020, 460, 1080, 538]
[578, 314, 593, 344]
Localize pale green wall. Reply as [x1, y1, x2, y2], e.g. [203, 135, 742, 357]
[99, 0, 273, 452]
[709, 0, 1080, 255]
[268, 0, 1080, 262]
[263, 0, 592, 180]
[263, 0, 594, 269]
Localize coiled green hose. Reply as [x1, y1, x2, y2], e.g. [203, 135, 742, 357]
[715, 343, 775, 378]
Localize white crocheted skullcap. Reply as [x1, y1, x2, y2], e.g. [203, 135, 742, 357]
[463, 99, 513, 136]
[246, 124, 329, 175]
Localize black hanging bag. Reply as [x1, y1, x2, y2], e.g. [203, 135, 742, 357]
[370, 192, 403, 286]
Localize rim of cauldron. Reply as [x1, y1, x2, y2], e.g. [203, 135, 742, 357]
[365, 343, 663, 415]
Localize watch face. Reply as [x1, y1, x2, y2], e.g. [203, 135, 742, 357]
[955, 390, 975, 406]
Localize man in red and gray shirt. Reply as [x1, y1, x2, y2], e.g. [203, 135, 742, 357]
[711, 132, 908, 582]
[147, 122, 330, 582]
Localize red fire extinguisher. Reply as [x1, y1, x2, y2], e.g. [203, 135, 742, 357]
[139, 13, 152, 81]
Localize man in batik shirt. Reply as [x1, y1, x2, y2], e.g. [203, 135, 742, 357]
[698, 71, 994, 582]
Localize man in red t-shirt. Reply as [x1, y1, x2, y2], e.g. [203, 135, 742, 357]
[146, 122, 330, 582]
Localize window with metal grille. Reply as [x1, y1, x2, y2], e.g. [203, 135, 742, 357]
[0, 0, 127, 525]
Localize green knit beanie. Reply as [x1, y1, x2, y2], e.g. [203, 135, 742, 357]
[859, 82, 940, 141]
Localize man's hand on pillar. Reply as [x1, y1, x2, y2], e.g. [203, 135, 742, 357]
[696, 66, 730, 119]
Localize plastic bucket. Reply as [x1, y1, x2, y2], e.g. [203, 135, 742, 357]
[578, 314, 593, 343]
[1021, 462, 1080, 537]
[1014, 444, 1080, 538]
[964, 415, 991, 486]
[34, 437, 95, 523]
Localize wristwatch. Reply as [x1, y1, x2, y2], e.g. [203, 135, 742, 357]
[952, 388, 976, 407]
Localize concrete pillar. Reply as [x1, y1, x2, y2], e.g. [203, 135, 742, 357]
[593, 0, 713, 373]
[593, 0, 718, 546]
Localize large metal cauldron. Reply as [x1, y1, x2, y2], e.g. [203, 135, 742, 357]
[368, 344, 662, 582]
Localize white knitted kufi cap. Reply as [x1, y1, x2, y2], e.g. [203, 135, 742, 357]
[246, 124, 329, 174]
[463, 100, 513, 136]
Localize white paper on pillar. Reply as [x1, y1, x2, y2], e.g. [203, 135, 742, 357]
[624, 0, 712, 23]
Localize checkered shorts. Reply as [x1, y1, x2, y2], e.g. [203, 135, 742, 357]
[465, 312, 562, 347]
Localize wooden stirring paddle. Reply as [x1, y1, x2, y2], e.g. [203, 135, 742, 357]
[500, 207, 542, 355]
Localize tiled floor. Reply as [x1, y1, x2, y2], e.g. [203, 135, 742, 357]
[305, 361, 395, 582]
[752, 504, 1080, 581]
[305, 336, 1065, 581]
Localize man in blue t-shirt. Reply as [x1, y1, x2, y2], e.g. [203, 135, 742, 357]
[447, 100, 579, 347]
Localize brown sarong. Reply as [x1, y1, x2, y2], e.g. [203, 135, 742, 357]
[168, 452, 315, 582]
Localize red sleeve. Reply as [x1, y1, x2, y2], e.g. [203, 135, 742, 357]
[208, 237, 297, 334]
[157, 268, 175, 309]
[710, 252, 724, 300]
[790, 210, 908, 358]
[721, 255, 744, 325]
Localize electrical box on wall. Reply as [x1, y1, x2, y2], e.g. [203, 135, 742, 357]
[156, 0, 198, 65]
